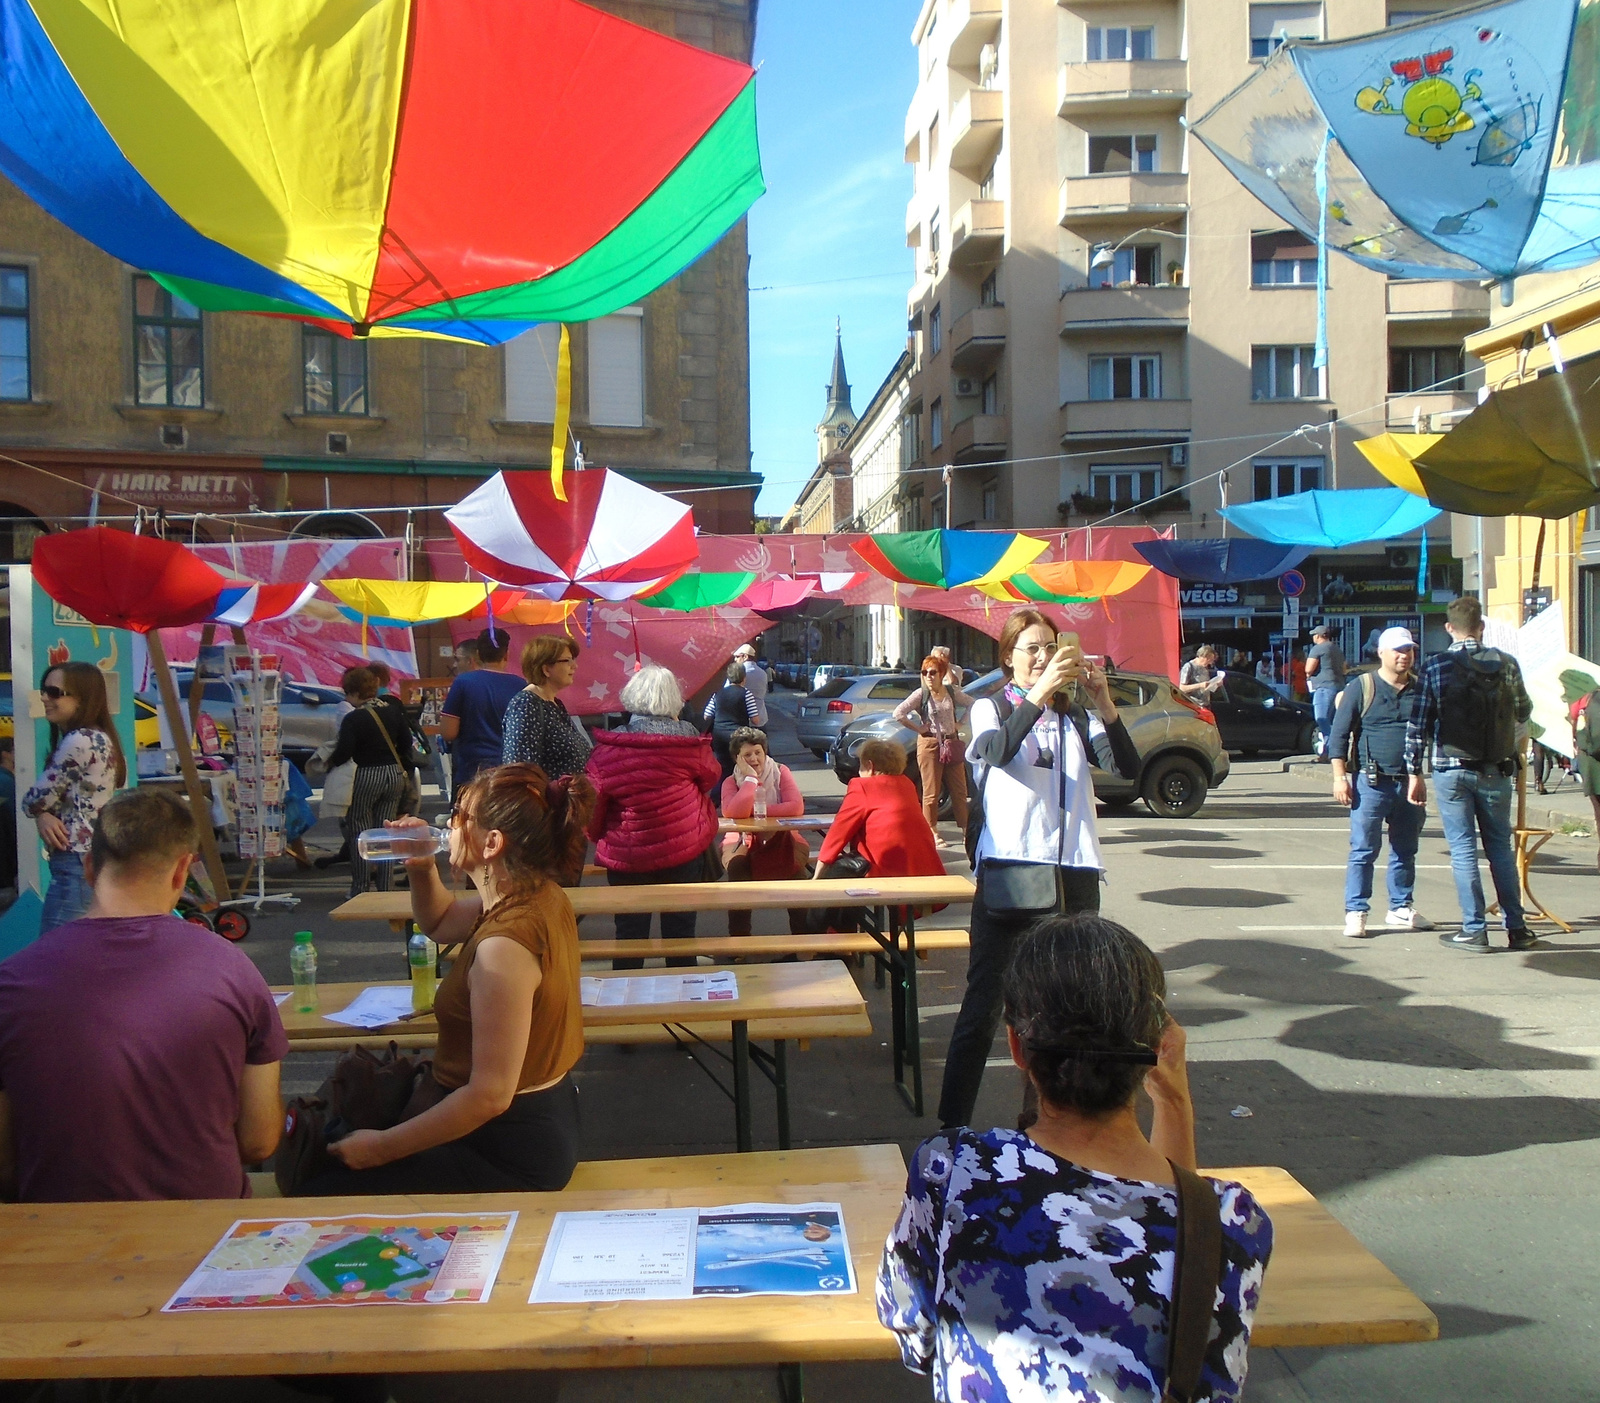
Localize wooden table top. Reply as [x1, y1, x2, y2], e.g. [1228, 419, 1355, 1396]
[718, 816, 834, 834]
[276, 963, 866, 1041]
[333, 874, 975, 925]
[0, 1154, 1433, 1380]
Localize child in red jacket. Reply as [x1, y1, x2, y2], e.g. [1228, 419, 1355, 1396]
[815, 740, 945, 880]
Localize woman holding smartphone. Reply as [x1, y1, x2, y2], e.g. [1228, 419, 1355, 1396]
[937, 609, 1139, 1131]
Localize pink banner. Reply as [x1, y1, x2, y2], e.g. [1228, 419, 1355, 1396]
[160, 539, 418, 686]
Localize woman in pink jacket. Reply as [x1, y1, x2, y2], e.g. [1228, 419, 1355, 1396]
[587, 666, 721, 968]
[721, 726, 810, 937]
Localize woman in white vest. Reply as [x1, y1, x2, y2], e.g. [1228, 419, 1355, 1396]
[937, 608, 1140, 1130]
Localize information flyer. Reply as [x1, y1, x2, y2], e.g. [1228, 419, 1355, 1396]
[529, 1203, 855, 1303]
[579, 971, 738, 1008]
[164, 1212, 517, 1311]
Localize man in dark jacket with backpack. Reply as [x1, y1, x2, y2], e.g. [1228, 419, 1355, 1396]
[1405, 596, 1534, 953]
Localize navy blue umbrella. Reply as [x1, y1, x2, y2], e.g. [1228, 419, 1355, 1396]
[1134, 539, 1314, 584]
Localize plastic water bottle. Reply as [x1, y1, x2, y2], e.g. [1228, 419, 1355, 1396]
[289, 931, 318, 1013]
[356, 827, 449, 862]
[753, 791, 768, 821]
[408, 931, 436, 1012]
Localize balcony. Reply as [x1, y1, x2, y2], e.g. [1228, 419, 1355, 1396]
[1057, 60, 1189, 116]
[949, 87, 1004, 175]
[1059, 398, 1192, 440]
[1059, 172, 1188, 231]
[947, 0, 1002, 70]
[1386, 390, 1479, 432]
[949, 412, 1009, 461]
[1386, 279, 1492, 324]
[949, 305, 1008, 371]
[950, 199, 1005, 266]
[1060, 285, 1188, 333]
[906, 199, 921, 248]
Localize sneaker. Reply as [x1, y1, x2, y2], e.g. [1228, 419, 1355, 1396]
[1343, 911, 1369, 938]
[1507, 928, 1541, 952]
[1386, 908, 1434, 932]
[1439, 930, 1491, 953]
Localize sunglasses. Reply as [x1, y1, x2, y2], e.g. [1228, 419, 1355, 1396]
[39, 685, 66, 701]
[921, 669, 941, 676]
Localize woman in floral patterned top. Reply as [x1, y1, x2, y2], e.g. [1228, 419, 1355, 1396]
[22, 661, 126, 932]
[878, 914, 1273, 1402]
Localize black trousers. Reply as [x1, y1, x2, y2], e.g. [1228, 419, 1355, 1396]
[301, 1075, 580, 1195]
[936, 863, 1102, 1130]
[607, 852, 708, 968]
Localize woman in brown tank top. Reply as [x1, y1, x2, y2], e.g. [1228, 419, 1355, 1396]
[307, 763, 595, 1195]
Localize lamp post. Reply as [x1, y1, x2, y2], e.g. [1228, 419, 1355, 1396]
[1088, 225, 1187, 284]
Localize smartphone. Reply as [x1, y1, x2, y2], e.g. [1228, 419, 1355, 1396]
[1057, 632, 1083, 712]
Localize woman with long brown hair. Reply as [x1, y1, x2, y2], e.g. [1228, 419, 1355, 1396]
[22, 660, 126, 932]
[305, 763, 595, 1194]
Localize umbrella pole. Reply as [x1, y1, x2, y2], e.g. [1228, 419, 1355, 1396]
[147, 628, 232, 904]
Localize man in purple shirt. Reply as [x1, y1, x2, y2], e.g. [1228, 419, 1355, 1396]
[0, 788, 287, 1202]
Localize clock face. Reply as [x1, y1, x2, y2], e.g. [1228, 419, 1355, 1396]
[838, 423, 852, 439]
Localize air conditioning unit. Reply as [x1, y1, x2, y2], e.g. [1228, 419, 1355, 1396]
[159, 423, 187, 449]
[1385, 546, 1413, 570]
[954, 376, 978, 397]
[326, 431, 350, 455]
[1169, 442, 1188, 468]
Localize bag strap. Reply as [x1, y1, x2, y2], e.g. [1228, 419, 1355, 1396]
[972, 691, 1015, 813]
[366, 704, 408, 771]
[1163, 1164, 1224, 1403]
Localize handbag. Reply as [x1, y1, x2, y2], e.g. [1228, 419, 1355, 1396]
[978, 858, 1061, 916]
[273, 1041, 427, 1194]
[827, 849, 871, 879]
[1162, 1164, 1225, 1403]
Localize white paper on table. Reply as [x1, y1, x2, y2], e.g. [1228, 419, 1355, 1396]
[274, 992, 291, 1006]
[579, 971, 738, 1008]
[530, 1209, 697, 1302]
[324, 985, 416, 1029]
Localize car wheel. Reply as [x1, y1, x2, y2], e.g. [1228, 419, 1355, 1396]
[811, 748, 829, 761]
[1141, 755, 1208, 819]
[1295, 723, 1316, 755]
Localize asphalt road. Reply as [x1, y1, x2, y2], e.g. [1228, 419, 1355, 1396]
[145, 686, 1600, 1403]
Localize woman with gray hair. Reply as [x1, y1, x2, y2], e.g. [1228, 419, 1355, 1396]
[586, 665, 722, 968]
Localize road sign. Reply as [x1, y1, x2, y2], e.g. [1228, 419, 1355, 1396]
[1278, 569, 1306, 598]
[1281, 596, 1301, 637]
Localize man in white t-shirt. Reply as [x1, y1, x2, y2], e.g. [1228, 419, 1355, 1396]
[733, 644, 769, 726]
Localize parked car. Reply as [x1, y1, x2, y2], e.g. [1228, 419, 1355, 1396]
[1207, 673, 1315, 755]
[142, 672, 347, 768]
[829, 666, 1229, 819]
[809, 663, 865, 692]
[794, 673, 921, 759]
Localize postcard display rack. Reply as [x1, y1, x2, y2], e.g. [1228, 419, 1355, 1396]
[225, 646, 298, 912]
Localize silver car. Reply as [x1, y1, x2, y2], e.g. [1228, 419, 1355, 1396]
[146, 672, 348, 767]
[794, 673, 921, 759]
[829, 667, 1229, 819]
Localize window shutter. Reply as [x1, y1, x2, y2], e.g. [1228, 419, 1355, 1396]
[588, 309, 645, 427]
[504, 324, 563, 423]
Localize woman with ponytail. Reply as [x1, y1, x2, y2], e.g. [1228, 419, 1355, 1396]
[305, 762, 595, 1194]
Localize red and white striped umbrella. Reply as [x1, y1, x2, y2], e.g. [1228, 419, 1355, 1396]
[444, 469, 698, 601]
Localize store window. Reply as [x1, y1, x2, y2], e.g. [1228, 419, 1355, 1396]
[1252, 456, 1323, 499]
[303, 330, 368, 415]
[0, 267, 29, 401]
[133, 275, 203, 407]
[0, 504, 45, 563]
[1252, 345, 1324, 399]
[1089, 353, 1161, 400]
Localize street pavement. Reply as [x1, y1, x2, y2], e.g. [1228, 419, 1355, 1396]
[153, 687, 1600, 1403]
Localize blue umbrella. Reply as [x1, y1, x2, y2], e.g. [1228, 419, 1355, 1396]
[1219, 488, 1440, 547]
[1133, 539, 1313, 584]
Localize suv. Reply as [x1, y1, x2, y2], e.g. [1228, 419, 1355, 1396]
[795, 673, 920, 759]
[829, 667, 1228, 819]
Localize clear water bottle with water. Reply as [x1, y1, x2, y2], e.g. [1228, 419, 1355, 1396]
[408, 931, 436, 1012]
[356, 827, 449, 862]
[289, 931, 317, 1013]
[753, 791, 767, 821]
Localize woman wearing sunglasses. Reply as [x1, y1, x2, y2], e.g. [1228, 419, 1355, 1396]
[891, 655, 973, 835]
[22, 661, 127, 933]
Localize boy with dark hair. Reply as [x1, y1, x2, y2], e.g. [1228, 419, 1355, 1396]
[0, 789, 287, 1201]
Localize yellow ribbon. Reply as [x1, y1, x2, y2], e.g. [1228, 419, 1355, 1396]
[551, 324, 572, 502]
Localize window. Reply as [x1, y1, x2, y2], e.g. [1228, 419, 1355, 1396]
[1252, 457, 1323, 499]
[1388, 8, 1445, 24]
[1252, 345, 1323, 399]
[1086, 26, 1154, 60]
[1251, 231, 1317, 284]
[1089, 135, 1157, 174]
[588, 307, 644, 427]
[1390, 345, 1466, 393]
[302, 329, 368, 415]
[1249, 2, 1322, 58]
[982, 374, 999, 414]
[930, 304, 942, 356]
[929, 209, 942, 264]
[504, 324, 563, 422]
[0, 268, 29, 401]
[978, 164, 996, 200]
[1090, 244, 1159, 288]
[1091, 466, 1161, 504]
[133, 275, 202, 407]
[980, 270, 999, 306]
[928, 116, 939, 166]
[982, 481, 998, 520]
[0, 504, 45, 563]
[1089, 354, 1161, 400]
[930, 397, 944, 449]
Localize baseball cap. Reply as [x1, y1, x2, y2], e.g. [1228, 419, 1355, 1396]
[1377, 626, 1417, 652]
[734, 644, 756, 657]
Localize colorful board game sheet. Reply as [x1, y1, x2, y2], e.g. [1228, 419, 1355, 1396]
[164, 1212, 517, 1311]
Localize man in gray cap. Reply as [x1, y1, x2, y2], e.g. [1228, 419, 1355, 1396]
[1327, 626, 1432, 939]
[733, 643, 768, 727]
[1305, 622, 1347, 760]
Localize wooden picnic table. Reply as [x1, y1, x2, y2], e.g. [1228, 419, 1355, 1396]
[0, 1149, 1435, 1389]
[279, 963, 866, 1152]
[334, 874, 976, 1116]
[718, 815, 834, 835]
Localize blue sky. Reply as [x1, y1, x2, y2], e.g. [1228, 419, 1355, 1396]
[748, 2, 917, 518]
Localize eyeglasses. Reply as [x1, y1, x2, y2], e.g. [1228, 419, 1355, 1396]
[39, 685, 65, 701]
[1012, 641, 1058, 659]
[921, 669, 941, 676]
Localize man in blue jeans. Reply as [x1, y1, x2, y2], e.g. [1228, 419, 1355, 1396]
[1328, 627, 1431, 939]
[1306, 624, 1346, 760]
[1404, 596, 1535, 953]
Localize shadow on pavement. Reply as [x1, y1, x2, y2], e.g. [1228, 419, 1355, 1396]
[1162, 939, 1401, 1006]
[1140, 888, 1291, 908]
[1144, 846, 1265, 861]
[1101, 828, 1239, 843]
[1281, 1005, 1592, 1072]
[1521, 951, 1600, 980]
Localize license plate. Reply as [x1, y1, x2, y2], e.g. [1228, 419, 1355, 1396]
[799, 706, 818, 716]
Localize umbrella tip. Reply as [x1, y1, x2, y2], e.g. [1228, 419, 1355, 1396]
[351, 321, 371, 338]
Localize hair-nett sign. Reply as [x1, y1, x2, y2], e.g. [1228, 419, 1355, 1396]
[1179, 585, 1241, 606]
[87, 470, 262, 510]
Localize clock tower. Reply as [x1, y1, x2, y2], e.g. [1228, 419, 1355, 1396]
[815, 321, 855, 465]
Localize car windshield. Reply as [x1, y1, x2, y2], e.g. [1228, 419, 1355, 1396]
[810, 678, 857, 699]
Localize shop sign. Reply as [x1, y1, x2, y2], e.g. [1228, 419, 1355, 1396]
[87, 469, 262, 511]
[1179, 584, 1241, 606]
[1317, 568, 1421, 609]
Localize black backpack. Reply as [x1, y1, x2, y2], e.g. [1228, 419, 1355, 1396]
[1436, 649, 1519, 768]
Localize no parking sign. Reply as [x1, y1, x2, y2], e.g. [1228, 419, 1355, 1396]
[1278, 569, 1306, 598]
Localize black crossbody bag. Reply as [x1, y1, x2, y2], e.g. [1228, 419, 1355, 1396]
[972, 701, 1071, 917]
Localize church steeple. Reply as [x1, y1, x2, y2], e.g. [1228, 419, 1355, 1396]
[826, 320, 851, 415]
[816, 319, 855, 465]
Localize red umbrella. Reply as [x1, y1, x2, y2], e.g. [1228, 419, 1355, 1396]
[736, 577, 818, 612]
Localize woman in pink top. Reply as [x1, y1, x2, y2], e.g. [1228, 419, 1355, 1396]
[721, 727, 809, 936]
[892, 655, 972, 832]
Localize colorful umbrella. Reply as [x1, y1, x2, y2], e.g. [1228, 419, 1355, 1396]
[979, 560, 1152, 604]
[1133, 540, 1314, 583]
[322, 579, 506, 629]
[1191, 0, 1600, 284]
[1219, 488, 1440, 547]
[853, 530, 1048, 591]
[736, 577, 819, 613]
[639, 573, 757, 612]
[0, 0, 763, 345]
[445, 468, 698, 602]
[460, 593, 581, 629]
[1355, 374, 1600, 518]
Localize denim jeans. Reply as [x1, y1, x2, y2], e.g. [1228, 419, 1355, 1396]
[1432, 767, 1525, 934]
[39, 847, 92, 934]
[1312, 687, 1339, 751]
[1344, 773, 1423, 913]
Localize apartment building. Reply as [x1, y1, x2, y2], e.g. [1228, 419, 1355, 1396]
[902, 0, 1484, 658]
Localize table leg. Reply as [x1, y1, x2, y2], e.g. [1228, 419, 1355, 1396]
[733, 1020, 752, 1153]
[882, 905, 906, 1086]
[902, 908, 923, 1117]
[775, 1039, 790, 1151]
[778, 1362, 805, 1403]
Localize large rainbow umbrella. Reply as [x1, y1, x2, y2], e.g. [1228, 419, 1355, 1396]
[853, 530, 1048, 591]
[0, 0, 763, 345]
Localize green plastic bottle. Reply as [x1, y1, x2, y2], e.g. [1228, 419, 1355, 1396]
[289, 931, 318, 1014]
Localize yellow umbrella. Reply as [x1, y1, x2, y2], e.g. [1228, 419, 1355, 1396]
[1353, 432, 1442, 499]
[322, 579, 503, 624]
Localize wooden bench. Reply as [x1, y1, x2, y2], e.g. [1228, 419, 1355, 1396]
[576, 928, 970, 963]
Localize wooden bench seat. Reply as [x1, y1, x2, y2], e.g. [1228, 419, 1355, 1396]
[578, 929, 970, 962]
